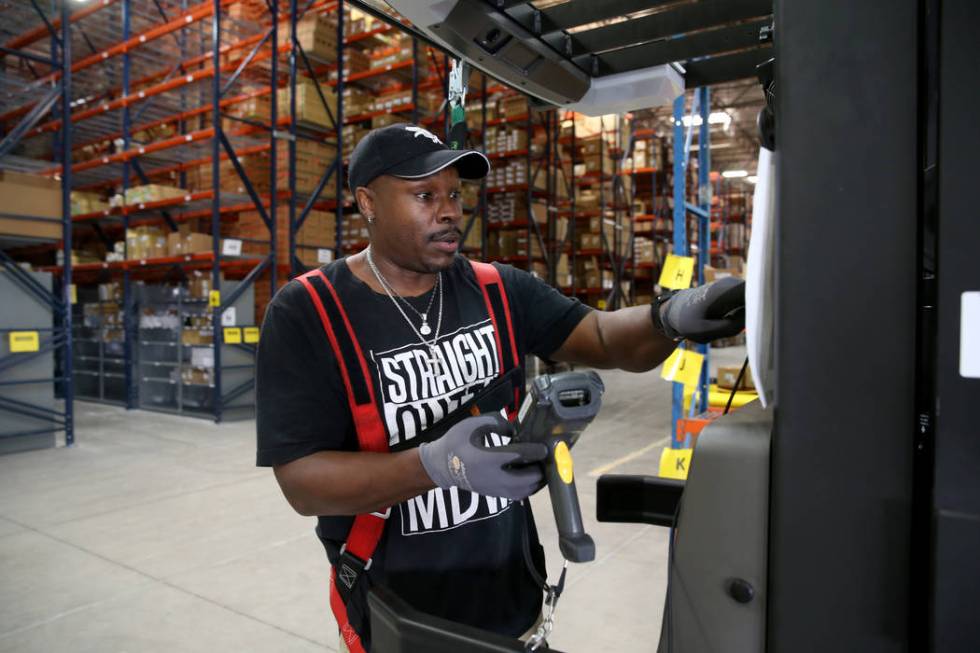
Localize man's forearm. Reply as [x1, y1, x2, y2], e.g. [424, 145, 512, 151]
[593, 305, 677, 372]
[274, 449, 435, 517]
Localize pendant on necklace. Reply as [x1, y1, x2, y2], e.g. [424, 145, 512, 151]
[428, 346, 441, 372]
[420, 320, 432, 336]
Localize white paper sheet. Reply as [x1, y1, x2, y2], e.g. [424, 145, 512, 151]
[745, 147, 777, 407]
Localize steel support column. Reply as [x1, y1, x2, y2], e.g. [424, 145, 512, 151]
[670, 93, 686, 445]
[60, 0, 74, 445]
[210, 0, 223, 422]
[696, 86, 710, 412]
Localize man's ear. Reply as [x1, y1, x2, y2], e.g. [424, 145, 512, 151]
[354, 186, 375, 217]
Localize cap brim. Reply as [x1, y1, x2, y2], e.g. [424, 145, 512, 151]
[387, 149, 490, 181]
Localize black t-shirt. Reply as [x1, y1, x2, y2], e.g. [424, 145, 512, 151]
[256, 255, 590, 643]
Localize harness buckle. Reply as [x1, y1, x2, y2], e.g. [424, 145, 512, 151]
[335, 546, 372, 605]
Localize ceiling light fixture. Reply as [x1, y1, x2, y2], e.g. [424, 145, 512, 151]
[679, 112, 732, 129]
[722, 169, 749, 178]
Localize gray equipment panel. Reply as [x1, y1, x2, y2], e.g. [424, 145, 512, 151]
[0, 269, 56, 454]
[663, 401, 771, 653]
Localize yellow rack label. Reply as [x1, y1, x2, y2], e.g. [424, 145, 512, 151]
[69, 284, 77, 305]
[660, 347, 704, 387]
[209, 290, 221, 307]
[659, 254, 695, 290]
[223, 327, 242, 344]
[9, 331, 40, 353]
[659, 447, 692, 480]
[243, 326, 260, 344]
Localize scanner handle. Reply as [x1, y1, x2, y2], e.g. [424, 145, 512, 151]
[546, 439, 595, 563]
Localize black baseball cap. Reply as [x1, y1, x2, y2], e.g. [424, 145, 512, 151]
[347, 123, 490, 192]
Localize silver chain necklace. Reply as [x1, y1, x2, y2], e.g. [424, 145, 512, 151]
[371, 259, 439, 335]
[365, 246, 445, 371]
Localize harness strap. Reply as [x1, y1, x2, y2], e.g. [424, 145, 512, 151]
[470, 261, 521, 414]
[297, 268, 388, 653]
[297, 261, 522, 651]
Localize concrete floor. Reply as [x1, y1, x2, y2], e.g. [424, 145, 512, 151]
[0, 348, 745, 652]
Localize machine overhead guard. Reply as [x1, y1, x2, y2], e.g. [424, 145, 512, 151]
[382, 0, 684, 116]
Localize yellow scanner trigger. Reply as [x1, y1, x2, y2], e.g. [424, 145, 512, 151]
[554, 442, 574, 484]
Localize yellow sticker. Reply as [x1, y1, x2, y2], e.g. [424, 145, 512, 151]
[9, 331, 40, 353]
[69, 284, 77, 305]
[660, 347, 705, 387]
[209, 290, 221, 307]
[554, 441, 574, 484]
[659, 447, 692, 480]
[243, 326, 260, 344]
[659, 254, 695, 290]
[223, 327, 242, 344]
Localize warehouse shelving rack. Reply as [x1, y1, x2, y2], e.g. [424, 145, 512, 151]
[478, 91, 553, 275]
[0, 0, 76, 449]
[712, 179, 751, 260]
[551, 112, 636, 310]
[627, 125, 671, 301]
[2, 0, 286, 422]
[2, 1, 666, 438]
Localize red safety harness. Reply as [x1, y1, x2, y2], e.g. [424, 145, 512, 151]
[296, 260, 521, 653]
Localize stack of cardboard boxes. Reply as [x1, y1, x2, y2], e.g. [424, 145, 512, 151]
[578, 135, 617, 174]
[341, 213, 370, 246]
[275, 11, 339, 62]
[166, 226, 213, 258]
[485, 127, 528, 155]
[121, 225, 212, 260]
[497, 95, 528, 120]
[235, 206, 336, 267]
[0, 171, 63, 240]
[486, 159, 548, 190]
[70, 191, 110, 216]
[342, 124, 371, 158]
[487, 230, 544, 260]
[277, 140, 339, 196]
[123, 184, 186, 206]
[486, 194, 546, 224]
[125, 226, 168, 260]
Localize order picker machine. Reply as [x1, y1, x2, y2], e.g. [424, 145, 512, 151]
[353, 0, 980, 651]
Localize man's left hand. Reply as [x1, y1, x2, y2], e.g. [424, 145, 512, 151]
[654, 277, 746, 344]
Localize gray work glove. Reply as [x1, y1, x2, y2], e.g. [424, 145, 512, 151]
[418, 414, 548, 500]
[653, 277, 746, 344]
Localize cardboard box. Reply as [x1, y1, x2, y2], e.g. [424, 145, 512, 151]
[498, 95, 527, 119]
[280, 79, 338, 129]
[704, 265, 743, 282]
[70, 191, 109, 216]
[717, 365, 755, 391]
[0, 171, 63, 239]
[124, 184, 185, 206]
[166, 231, 185, 257]
[234, 206, 336, 263]
[183, 232, 212, 254]
[187, 271, 211, 300]
[126, 226, 168, 260]
[278, 12, 338, 61]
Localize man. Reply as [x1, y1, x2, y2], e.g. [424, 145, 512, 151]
[256, 123, 744, 652]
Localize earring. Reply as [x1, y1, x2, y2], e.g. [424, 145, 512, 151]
[365, 214, 374, 224]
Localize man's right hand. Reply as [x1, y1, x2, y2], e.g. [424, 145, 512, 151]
[418, 414, 548, 500]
